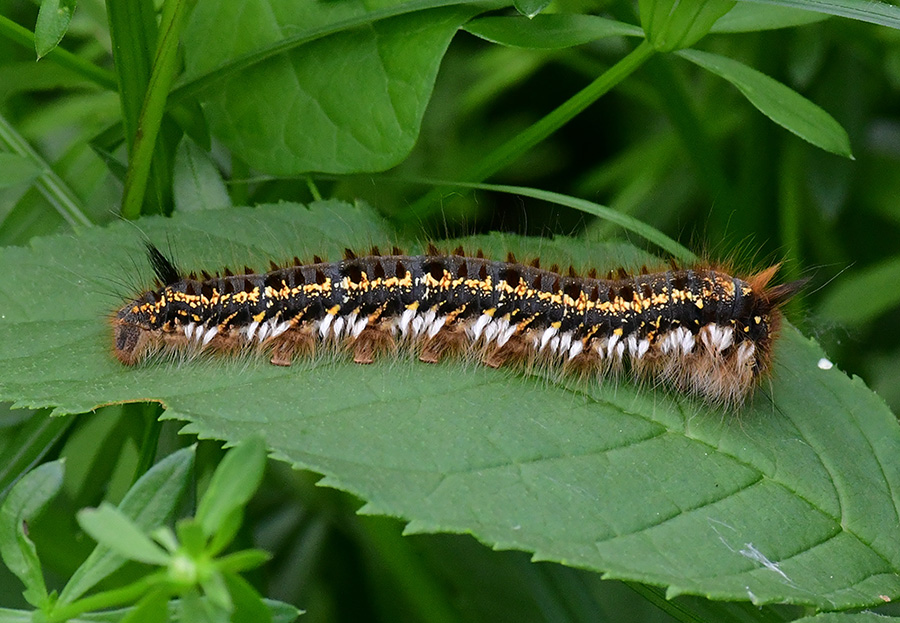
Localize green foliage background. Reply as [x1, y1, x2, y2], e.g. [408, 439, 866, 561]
[1, 0, 900, 621]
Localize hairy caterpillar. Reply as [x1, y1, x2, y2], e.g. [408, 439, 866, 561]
[111, 244, 803, 406]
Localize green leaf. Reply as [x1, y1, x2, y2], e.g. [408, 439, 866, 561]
[816, 256, 900, 327]
[513, 0, 550, 18]
[711, 1, 830, 31]
[119, 587, 170, 623]
[463, 14, 644, 49]
[734, 0, 900, 30]
[266, 599, 303, 623]
[206, 507, 243, 556]
[152, 525, 179, 553]
[77, 503, 171, 566]
[793, 613, 900, 622]
[0, 153, 43, 189]
[0, 460, 62, 607]
[34, 0, 77, 59]
[640, 0, 735, 51]
[215, 550, 271, 574]
[180, 0, 478, 175]
[201, 571, 232, 612]
[0, 608, 32, 622]
[176, 519, 207, 557]
[179, 588, 227, 623]
[196, 438, 265, 539]
[60, 446, 195, 603]
[172, 137, 231, 212]
[0, 202, 899, 610]
[677, 49, 853, 158]
[222, 572, 272, 623]
[0, 411, 72, 499]
[49, 596, 300, 622]
[426, 181, 692, 261]
[0, 13, 116, 89]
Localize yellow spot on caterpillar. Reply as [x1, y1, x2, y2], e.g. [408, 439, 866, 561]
[253, 312, 266, 322]
[720, 278, 736, 297]
[343, 272, 371, 292]
[423, 271, 443, 289]
[327, 305, 341, 316]
[303, 278, 332, 295]
[613, 327, 623, 336]
[464, 275, 492, 293]
[484, 308, 497, 317]
[406, 300, 420, 311]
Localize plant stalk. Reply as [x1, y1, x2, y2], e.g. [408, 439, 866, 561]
[406, 39, 656, 220]
[120, 0, 195, 219]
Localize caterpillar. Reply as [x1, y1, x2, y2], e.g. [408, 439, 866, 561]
[111, 244, 804, 406]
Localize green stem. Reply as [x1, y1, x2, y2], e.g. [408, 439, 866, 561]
[120, 0, 195, 219]
[0, 113, 93, 228]
[0, 14, 117, 90]
[406, 39, 656, 220]
[306, 177, 323, 202]
[106, 0, 157, 154]
[46, 575, 165, 623]
[473, 39, 654, 181]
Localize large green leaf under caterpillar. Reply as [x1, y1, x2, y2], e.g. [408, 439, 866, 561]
[0, 201, 898, 610]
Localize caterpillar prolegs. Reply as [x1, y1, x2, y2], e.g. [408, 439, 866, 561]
[112, 245, 803, 406]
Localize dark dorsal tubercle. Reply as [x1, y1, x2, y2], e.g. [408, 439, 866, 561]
[147, 243, 181, 286]
[143, 244, 807, 314]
